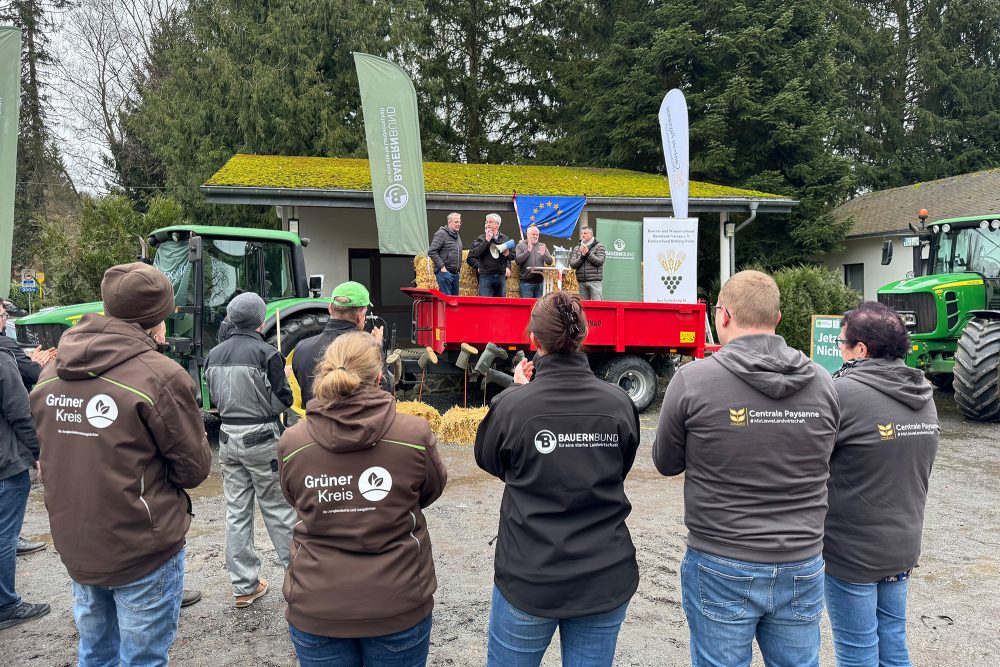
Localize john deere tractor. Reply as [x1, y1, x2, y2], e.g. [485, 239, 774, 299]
[14, 225, 332, 408]
[877, 212, 1000, 420]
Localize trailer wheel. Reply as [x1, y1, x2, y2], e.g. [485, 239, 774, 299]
[953, 317, 1000, 421]
[265, 313, 329, 356]
[599, 355, 657, 412]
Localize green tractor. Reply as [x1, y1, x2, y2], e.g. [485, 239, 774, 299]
[877, 212, 1000, 420]
[14, 225, 332, 409]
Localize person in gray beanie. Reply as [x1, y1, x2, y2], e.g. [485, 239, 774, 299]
[204, 292, 295, 608]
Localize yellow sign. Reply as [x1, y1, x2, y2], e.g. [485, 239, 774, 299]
[34, 271, 45, 284]
[679, 331, 695, 343]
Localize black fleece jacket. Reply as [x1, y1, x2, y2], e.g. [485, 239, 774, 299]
[474, 352, 640, 618]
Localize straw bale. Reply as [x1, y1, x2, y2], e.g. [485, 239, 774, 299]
[395, 400, 442, 431]
[437, 406, 489, 445]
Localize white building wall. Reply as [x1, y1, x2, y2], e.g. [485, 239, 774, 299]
[819, 236, 913, 301]
[283, 205, 649, 291]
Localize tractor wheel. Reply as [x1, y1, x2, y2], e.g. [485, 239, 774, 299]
[265, 313, 329, 357]
[926, 373, 953, 391]
[598, 355, 657, 412]
[953, 317, 1000, 421]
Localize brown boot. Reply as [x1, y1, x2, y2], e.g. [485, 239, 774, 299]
[234, 578, 268, 609]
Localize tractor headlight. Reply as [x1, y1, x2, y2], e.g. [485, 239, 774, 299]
[899, 311, 918, 329]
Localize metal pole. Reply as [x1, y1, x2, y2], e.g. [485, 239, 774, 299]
[719, 212, 730, 288]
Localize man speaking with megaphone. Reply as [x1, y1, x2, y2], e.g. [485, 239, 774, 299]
[467, 213, 513, 297]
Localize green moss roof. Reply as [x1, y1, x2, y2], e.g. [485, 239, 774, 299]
[205, 154, 783, 199]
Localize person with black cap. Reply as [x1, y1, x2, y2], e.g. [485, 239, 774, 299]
[205, 292, 295, 608]
[29, 262, 212, 666]
[288, 281, 383, 416]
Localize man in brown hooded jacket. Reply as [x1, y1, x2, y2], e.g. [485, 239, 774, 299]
[30, 262, 211, 666]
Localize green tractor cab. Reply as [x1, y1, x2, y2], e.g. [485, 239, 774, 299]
[15, 225, 332, 408]
[877, 213, 1000, 420]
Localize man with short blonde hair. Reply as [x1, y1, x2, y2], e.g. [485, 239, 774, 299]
[715, 269, 781, 330]
[653, 270, 840, 667]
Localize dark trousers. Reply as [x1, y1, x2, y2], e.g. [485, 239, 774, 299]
[519, 282, 544, 299]
[0, 470, 30, 612]
[435, 270, 460, 296]
[479, 273, 507, 297]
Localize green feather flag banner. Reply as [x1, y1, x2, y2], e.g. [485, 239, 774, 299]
[0, 28, 21, 298]
[353, 52, 428, 257]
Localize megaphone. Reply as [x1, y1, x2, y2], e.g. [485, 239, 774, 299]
[490, 239, 516, 259]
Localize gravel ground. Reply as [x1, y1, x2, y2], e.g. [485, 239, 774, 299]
[4, 389, 999, 666]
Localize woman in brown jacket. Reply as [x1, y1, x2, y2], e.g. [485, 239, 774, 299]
[278, 332, 447, 666]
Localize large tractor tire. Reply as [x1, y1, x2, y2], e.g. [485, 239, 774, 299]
[598, 355, 657, 412]
[265, 312, 329, 356]
[953, 317, 1000, 421]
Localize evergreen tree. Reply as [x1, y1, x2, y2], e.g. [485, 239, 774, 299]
[547, 0, 856, 270]
[126, 0, 405, 225]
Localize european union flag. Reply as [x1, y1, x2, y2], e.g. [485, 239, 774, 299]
[513, 195, 587, 239]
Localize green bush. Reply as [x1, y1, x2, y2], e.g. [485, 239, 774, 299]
[773, 265, 861, 353]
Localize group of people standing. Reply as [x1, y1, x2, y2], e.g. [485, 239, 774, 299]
[428, 212, 607, 300]
[0, 262, 939, 667]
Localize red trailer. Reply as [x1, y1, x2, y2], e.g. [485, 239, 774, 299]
[401, 287, 707, 410]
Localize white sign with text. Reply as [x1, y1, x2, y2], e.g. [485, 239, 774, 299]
[643, 217, 698, 304]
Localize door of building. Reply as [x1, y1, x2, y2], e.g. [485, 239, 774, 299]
[349, 249, 414, 346]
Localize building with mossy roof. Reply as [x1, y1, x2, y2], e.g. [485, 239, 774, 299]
[202, 154, 796, 329]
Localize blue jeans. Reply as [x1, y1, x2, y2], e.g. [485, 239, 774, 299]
[825, 573, 911, 667]
[487, 585, 629, 667]
[435, 270, 459, 296]
[72, 547, 185, 667]
[680, 547, 825, 667]
[478, 273, 507, 297]
[288, 614, 432, 667]
[519, 282, 543, 299]
[0, 470, 30, 612]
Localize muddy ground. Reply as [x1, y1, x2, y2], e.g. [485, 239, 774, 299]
[3, 389, 999, 666]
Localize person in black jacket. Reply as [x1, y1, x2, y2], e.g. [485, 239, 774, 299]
[205, 292, 296, 608]
[474, 291, 640, 667]
[824, 302, 938, 667]
[0, 301, 53, 556]
[0, 347, 50, 631]
[427, 213, 463, 295]
[467, 213, 512, 297]
[288, 281, 383, 416]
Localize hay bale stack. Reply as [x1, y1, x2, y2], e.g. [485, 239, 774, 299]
[437, 406, 489, 444]
[414, 253, 578, 297]
[395, 400, 442, 431]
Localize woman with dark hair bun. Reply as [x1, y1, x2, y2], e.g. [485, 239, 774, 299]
[824, 301, 939, 666]
[474, 291, 641, 667]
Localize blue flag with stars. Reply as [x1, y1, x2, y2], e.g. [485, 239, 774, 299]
[514, 195, 587, 239]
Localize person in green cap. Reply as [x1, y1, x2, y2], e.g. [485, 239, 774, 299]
[288, 281, 383, 416]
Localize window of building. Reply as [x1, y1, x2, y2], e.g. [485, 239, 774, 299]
[844, 263, 864, 294]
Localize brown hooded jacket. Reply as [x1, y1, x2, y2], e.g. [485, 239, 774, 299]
[279, 386, 447, 637]
[29, 314, 212, 585]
